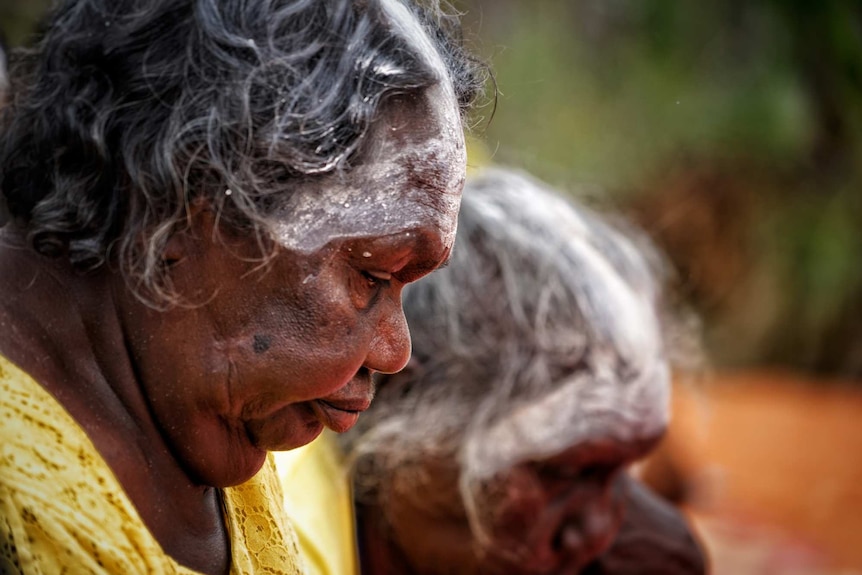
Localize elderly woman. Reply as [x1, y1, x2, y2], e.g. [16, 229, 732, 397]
[342, 168, 705, 574]
[0, 1, 480, 573]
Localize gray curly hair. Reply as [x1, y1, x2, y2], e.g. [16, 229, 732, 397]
[0, 0, 484, 306]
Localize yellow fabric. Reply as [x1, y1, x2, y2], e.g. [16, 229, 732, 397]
[274, 433, 357, 575]
[0, 355, 306, 575]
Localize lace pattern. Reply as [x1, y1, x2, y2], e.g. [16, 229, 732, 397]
[0, 356, 306, 574]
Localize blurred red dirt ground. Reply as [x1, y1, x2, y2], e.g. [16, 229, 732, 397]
[642, 370, 862, 575]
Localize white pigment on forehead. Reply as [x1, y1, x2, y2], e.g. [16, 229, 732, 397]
[270, 131, 463, 253]
[269, 0, 466, 254]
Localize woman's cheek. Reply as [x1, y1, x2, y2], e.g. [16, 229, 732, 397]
[483, 470, 548, 542]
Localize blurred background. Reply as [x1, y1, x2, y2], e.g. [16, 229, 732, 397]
[2, 0, 861, 572]
[459, 0, 862, 378]
[452, 2, 862, 573]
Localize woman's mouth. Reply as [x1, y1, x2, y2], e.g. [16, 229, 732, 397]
[246, 373, 375, 445]
[311, 371, 375, 432]
[311, 398, 369, 433]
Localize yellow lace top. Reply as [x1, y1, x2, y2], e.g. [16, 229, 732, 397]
[0, 355, 306, 575]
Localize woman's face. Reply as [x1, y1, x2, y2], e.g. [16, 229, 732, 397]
[383, 432, 661, 575]
[119, 91, 466, 488]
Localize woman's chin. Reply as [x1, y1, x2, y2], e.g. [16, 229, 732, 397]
[245, 402, 325, 453]
[182, 443, 269, 489]
[252, 422, 325, 452]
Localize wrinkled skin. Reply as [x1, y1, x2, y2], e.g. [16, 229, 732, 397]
[118, 92, 465, 491]
[0, 92, 464, 575]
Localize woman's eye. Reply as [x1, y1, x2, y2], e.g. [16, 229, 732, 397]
[361, 271, 381, 288]
[362, 270, 392, 288]
[350, 268, 392, 309]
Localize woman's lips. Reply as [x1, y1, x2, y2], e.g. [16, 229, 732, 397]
[311, 371, 375, 433]
[311, 398, 369, 433]
[246, 373, 375, 446]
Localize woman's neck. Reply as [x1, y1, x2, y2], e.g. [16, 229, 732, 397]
[0, 242, 231, 575]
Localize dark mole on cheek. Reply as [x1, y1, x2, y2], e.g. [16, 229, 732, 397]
[253, 334, 272, 354]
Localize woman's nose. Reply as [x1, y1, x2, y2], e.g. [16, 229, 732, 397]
[527, 458, 631, 569]
[516, 475, 622, 573]
[364, 296, 412, 374]
[554, 487, 621, 559]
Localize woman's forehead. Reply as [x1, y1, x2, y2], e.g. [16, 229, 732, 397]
[271, 98, 465, 254]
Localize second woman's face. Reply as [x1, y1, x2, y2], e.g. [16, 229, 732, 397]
[121, 91, 466, 488]
[383, 442, 645, 575]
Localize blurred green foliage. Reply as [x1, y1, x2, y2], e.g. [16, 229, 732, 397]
[0, 0, 51, 46]
[459, 0, 862, 377]
[1, 0, 861, 376]
[459, 1, 814, 189]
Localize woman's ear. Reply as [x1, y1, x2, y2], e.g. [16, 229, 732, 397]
[162, 235, 185, 268]
[162, 198, 216, 267]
